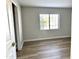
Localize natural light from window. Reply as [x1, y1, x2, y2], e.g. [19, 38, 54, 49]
[40, 14, 59, 30]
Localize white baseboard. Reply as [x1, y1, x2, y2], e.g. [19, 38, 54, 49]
[24, 36, 71, 42]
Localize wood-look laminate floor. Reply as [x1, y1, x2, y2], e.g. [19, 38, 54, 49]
[17, 38, 71, 59]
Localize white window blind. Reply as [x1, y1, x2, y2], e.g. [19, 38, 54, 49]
[50, 14, 59, 29]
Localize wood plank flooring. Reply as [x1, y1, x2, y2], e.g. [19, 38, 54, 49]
[17, 37, 71, 59]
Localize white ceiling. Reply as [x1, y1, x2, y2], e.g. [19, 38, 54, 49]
[17, 0, 72, 8]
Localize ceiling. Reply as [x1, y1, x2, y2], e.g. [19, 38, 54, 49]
[17, 0, 72, 8]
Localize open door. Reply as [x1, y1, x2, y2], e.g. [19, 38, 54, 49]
[6, 0, 16, 59]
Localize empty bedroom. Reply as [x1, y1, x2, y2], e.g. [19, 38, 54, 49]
[17, 0, 72, 59]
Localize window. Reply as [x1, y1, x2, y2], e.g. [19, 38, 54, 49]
[50, 14, 59, 29]
[40, 14, 49, 30]
[40, 14, 59, 30]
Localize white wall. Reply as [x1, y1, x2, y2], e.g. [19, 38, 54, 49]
[12, 0, 23, 50]
[21, 7, 71, 41]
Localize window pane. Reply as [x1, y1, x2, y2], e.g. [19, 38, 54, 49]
[50, 14, 59, 29]
[40, 14, 49, 30]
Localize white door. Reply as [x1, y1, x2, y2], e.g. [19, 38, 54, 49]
[6, 0, 16, 59]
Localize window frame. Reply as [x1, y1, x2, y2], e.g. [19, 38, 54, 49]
[39, 14, 60, 30]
